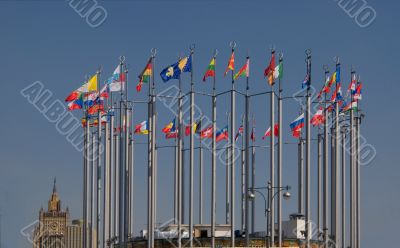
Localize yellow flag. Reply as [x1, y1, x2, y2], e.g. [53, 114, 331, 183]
[87, 74, 98, 92]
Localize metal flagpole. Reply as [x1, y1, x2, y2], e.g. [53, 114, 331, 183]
[96, 69, 102, 248]
[341, 124, 346, 248]
[277, 53, 283, 247]
[103, 109, 110, 247]
[241, 115, 245, 233]
[317, 133, 322, 240]
[114, 129, 120, 244]
[229, 42, 236, 248]
[251, 115, 255, 235]
[189, 46, 195, 248]
[269, 49, 276, 248]
[118, 57, 125, 245]
[91, 133, 96, 248]
[305, 49, 311, 248]
[298, 138, 304, 215]
[147, 56, 154, 248]
[323, 65, 329, 248]
[330, 126, 335, 240]
[199, 115, 204, 224]
[349, 70, 355, 248]
[334, 58, 340, 247]
[109, 107, 115, 247]
[226, 111, 230, 225]
[211, 50, 218, 248]
[129, 130, 134, 238]
[356, 108, 361, 248]
[178, 60, 183, 248]
[123, 68, 130, 243]
[83, 80, 90, 248]
[245, 56, 250, 247]
[174, 127, 178, 224]
[151, 51, 157, 248]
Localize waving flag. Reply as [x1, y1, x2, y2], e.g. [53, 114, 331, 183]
[235, 125, 244, 142]
[290, 113, 304, 138]
[234, 57, 249, 80]
[301, 74, 310, 89]
[342, 101, 358, 112]
[79, 74, 98, 92]
[346, 74, 357, 98]
[273, 61, 283, 81]
[354, 82, 362, 100]
[160, 55, 192, 82]
[67, 95, 83, 111]
[166, 131, 178, 139]
[203, 57, 216, 82]
[262, 123, 279, 139]
[106, 65, 125, 92]
[200, 126, 213, 138]
[224, 52, 235, 77]
[331, 82, 343, 102]
[162, 118, 176, 134]
[134, 121, 149, 135]
[216, 126, 228, 142]
[317, 76, 332, 99]
[65, 91, 80, 102]
[311, 108, 325, 126]
[264, 53, 275, 85]
[185, 119, 201, 136]
[137, 58, 152, 92]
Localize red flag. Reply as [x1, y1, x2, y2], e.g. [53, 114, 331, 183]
[224, 52, 235, 76]
[264, 53, 275, 85]
[200, 126, 213, 138]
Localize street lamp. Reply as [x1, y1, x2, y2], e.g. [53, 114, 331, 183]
[248, 181, 291, 247]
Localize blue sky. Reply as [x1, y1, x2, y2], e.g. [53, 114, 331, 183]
[0, 0, 399, 247]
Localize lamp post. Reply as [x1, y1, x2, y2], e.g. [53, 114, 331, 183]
[248, 181, 291, 247]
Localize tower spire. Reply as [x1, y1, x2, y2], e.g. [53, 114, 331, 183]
[53, 177, 57, 194]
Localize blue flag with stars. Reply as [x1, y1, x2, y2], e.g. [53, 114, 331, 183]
[160, 55, 192, 82]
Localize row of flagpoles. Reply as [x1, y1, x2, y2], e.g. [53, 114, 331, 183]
[65, 43, 363, 248]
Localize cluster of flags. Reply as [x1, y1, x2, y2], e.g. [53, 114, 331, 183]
[64, 50, 363, 141]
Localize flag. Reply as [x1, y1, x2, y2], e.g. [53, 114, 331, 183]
[235, 125, 244, 142]
[233, 57, 249, 80]
[134, 121, 149, 134]
[311, 107, 325, 126]
[346, 74, 357, 97]
[264, 53, 275, 85]
[67, 96, 83, 111]
[354, 82, 362, 100]
[87, 104, 104, 115]
[165, 131, 178, 139]
[160, 55, 192, 82]
[331, 82, 343, 102]
[317, 76, 332, 99]
[65, 91, 80, 102]
[273, 62, 283, 81]
[216, 126, 228, 142]
[185, 119, 200, 136]
[106, 65, 125, 92]
[262, 123, 279, 139]
[137, 58, 152, 92]
[203, 57, 216, 82]
[224, 52, 234, 76]
[200, 126, 213, 138]
[162, 119, 176, 133]
[301, 74, 310, 89]
[342, 101, 358, 112]
[87, 74, 98, 92]
[290, 113, 305, 138]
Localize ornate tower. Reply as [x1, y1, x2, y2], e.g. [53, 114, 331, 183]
[33, 178, 69, 248]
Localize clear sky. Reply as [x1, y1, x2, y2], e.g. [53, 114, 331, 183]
[0, 0, 399, 247]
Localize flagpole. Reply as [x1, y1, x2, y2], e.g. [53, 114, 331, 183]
[229, 41, 236, 248]
[103, 106, 110, 247]
[211, 50, 218, 248]
[317, 132, 322, 240]
[349, 70, 355, 248]
[226, 111, 230, 226]
[91, 131, 95, 248]
[356, 105, 361, 248]
[147, 55, 154, 248]
[334, 58, 340, 247]
[128, 129, 134, 238]
[96, 69, 102, 248]
[251, 115, 255, 235]
[109, 106, 115, 247]
[178, 61, 183, 248]
[114, 128, 120, 244]
[277, 52, 283, 247]
[83, 77, 90, 248]
[199, 114, 204, 224]
[298, 137, 304, 215]
[269, 49, 276, 248]
[305, 49, 311, 248]
[244, 55, 250, 247]
[323, 65, 330, 248]
[240, 115, 245, 233]
[118, 57, 125, 245]
[151, 50, 157, 248]
[189, 46, 195, 248]
[341, 123, 346, 248]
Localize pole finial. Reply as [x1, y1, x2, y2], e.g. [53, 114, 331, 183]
[229, 41, 237, 49]
[189, 43, 195, 53]
[305, 49, 311, 58]
[278, 51, 283, 61]
[323, 64, 329, 73]
[213, 49, 219, 58]
[333, 56, 340, 65]
[119, 55, 126, 64]
[151, 48, 157, 57]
